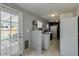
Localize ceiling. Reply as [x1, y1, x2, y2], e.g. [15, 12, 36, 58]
[15, 3, 79, 22]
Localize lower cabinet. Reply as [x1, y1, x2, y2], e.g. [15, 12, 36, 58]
[43, 34, 50, 50]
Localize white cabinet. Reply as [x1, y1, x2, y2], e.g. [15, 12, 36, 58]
[32, 30, 43, 54]
[43, 33, 50, 50]
[60, 16, 78, 56]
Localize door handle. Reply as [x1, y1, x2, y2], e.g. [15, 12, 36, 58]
[19, 33, 22, 38]
[19, 36, 22, 38]
[19, 33, 21, 35]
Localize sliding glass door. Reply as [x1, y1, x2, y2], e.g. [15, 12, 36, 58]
[1, 10, 11, 56]
[0, 4, 23, 56]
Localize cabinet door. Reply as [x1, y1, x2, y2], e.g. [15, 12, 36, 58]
[32, 30, 42, 54]
[60, 17, 78, 56]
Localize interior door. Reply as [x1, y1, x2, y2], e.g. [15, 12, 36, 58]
[60, 17, 78, 56]
[0, 5, 23, 56]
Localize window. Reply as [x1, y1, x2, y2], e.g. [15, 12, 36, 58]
[37, 21, 42, 28]
[46, 24, 49, 29]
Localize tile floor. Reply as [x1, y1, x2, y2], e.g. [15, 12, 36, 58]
[24, 39, 60, 56]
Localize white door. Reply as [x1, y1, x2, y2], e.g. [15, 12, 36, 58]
[0, 4, 23, 56]
[60, 17, 78, 56]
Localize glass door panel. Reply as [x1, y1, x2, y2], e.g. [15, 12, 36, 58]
[1, 11, 10, 21]
[1, 11, 11, 56]
[10, 14, 19, 55]
[1, 31, 10, 56]
[11, 14, 18, 22]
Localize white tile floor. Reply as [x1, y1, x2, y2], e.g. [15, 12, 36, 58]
[24, 39, 60, 56]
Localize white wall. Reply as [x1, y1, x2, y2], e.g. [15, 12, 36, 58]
[60, 12, 74, 18]
[60, 7, 78, 18]
[75, 7, 79, 16]
[3, 3, 48, 48]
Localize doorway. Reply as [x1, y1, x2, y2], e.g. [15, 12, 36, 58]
[49, 22, 60, 40]
[49, 21, 60, 55]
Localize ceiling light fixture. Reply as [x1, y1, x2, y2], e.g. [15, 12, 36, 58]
[51, 14, 55, 17]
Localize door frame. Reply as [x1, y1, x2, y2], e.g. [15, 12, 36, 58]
[0, 4, 24, 56]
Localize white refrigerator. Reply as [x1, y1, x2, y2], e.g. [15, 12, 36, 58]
[60, 16, 78, 56]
